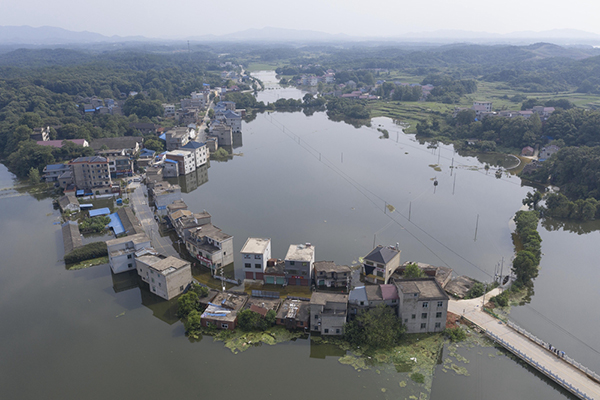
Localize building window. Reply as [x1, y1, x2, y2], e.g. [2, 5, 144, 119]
[221, 324, 228, 329]
[314, 314, 318, 320]
[245, 263, 251, 268]
[158, 283, 161, 287]
[127, 254, 132, 259]
[302, 262, 307, 266]
[336, 329, 341, 334]
[151, 278, 155, 283]
[180, 286, 184, 292]
[435, 322, 441, 328]
[290, 261, 295, 266]
[436, 312, 442, 318]
[244, 254, 251, 259]
[423, 302, 429, 308]
[324, 329, 329, 333]
[152, 286, 156, 292]
[255, 255, 261, 259]
[421, 313, 427, 319]
[437, 301, 444, 307]
[392, 299, 397, 303]
[420, 323, 426, 329]
[404, 319, 408, 323]
[255, 264, 261, 269]
[360, 301, 364, 306]
[411, 314, 416, 319]
[128, 263, 133, 268]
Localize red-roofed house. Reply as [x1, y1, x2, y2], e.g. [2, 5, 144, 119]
[37, 139, 89, 148]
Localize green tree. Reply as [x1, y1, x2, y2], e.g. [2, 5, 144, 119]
[28, 167, 40, 185]
[344, 304, 405, 350]
[177, 292, 201, 318]
[191, 284, 209, 298]
[144, 138, 164, 153]
[403, 263, 425, 278]
[512, 250, 539, 286]
[184, 309, 203, 333]
[523, 191, 543, 210]
[237, 309, 262, 331]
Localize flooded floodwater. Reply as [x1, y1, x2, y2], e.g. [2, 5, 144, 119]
[0, 71, 597, 399]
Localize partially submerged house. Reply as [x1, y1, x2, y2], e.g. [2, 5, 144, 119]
[310, 292, 348, 335]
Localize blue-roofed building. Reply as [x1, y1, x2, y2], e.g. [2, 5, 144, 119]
[89, 207, 111, 217]
[107, 212, 125, 236]
[43, 163, 70, 182]
[181, 141, 208, 168]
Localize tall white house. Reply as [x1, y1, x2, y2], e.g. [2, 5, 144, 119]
[106, 233, 152, 274]
[241, 238, 271, 280]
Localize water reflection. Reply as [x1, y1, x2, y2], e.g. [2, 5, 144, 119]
[540, 217, 600, 234]
[309, 340, 346, 359]
[110, 269, 180, 325]
[166, 162, 210, 193]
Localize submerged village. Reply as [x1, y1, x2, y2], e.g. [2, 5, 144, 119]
[39, 80, 600, 399]
[48, 86, 484, 336]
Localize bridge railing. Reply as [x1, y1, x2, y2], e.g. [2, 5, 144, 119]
[487, 330, 594, 400]
[506, 320, 600, 383]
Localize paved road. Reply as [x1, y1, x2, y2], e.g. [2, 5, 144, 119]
[129, 183, 178, 257]
[450, 291, 600, 399]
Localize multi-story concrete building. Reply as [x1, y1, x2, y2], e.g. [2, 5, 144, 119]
[169, 210, 212, 240]
[313, 261, 351, 288]
[107, 156, 134, 178]
[166, 150, 196, 175]
[165, 127, 192, 151]
[180, 141, 208, 168]
[241, 238, 271, 280]
[43, 163, 71, 182]
[395, 278, 448, 334]
[310, 292, 348, 335]
[210, 122, 233, 146]
[186, 224, 233, 272]
[276, 297, 310, 330]
[362, 245, 401, 284]
[106, 233, 152, 274]
[68, 156, 113, 192]
[151, 181, 182, 216]
[284, 243, 315, 286]
[135, 254, 193, 300]
[215, 110, 242, 133]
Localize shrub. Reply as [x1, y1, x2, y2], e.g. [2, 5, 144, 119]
[490, 290, 510, 307]
[64, 242, 108, 264]
[411, 372, 425, 384]
[444, 327, 467, 342]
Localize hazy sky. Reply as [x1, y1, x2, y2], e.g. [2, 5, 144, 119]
[2, 0, 600, 38]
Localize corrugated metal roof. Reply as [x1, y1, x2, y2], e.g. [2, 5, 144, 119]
[89, 208, 110, 217]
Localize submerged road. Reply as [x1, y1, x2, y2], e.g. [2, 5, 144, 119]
[129, 182, 178, 257]
[450, 291, 600, 400]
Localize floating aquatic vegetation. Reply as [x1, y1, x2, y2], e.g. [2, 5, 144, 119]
[211, 326, 305, 354]
[428, 164, 442, 172]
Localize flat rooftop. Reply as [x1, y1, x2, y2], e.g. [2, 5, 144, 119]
[241, 238, 270, 254]
[276, 298, 309, 321]
[314, 261, 351, 274]
[310, 292, 348, 306]
[150, 256, 190, 274]
[106, 232, 150, 248]
[285, 244, 315, 262]
[396, 278, 448, 300]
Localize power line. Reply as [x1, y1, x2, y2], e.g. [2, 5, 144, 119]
[263, 112, 600, 355]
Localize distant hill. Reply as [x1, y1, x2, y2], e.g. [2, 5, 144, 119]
[188, 27, 353, 42]
[2, 25, 600, 47]
[0, 25, 147, 45]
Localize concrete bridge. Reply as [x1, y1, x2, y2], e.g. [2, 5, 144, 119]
[450, 290, 600, 400]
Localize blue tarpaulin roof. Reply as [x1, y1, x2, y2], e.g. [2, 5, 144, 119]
[80, 204, 93, 209]
[159, 133, 166, 140]
[107, 212, 125, 236]
[89, 208, 110, 217]
[76, 190, 84, 196]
